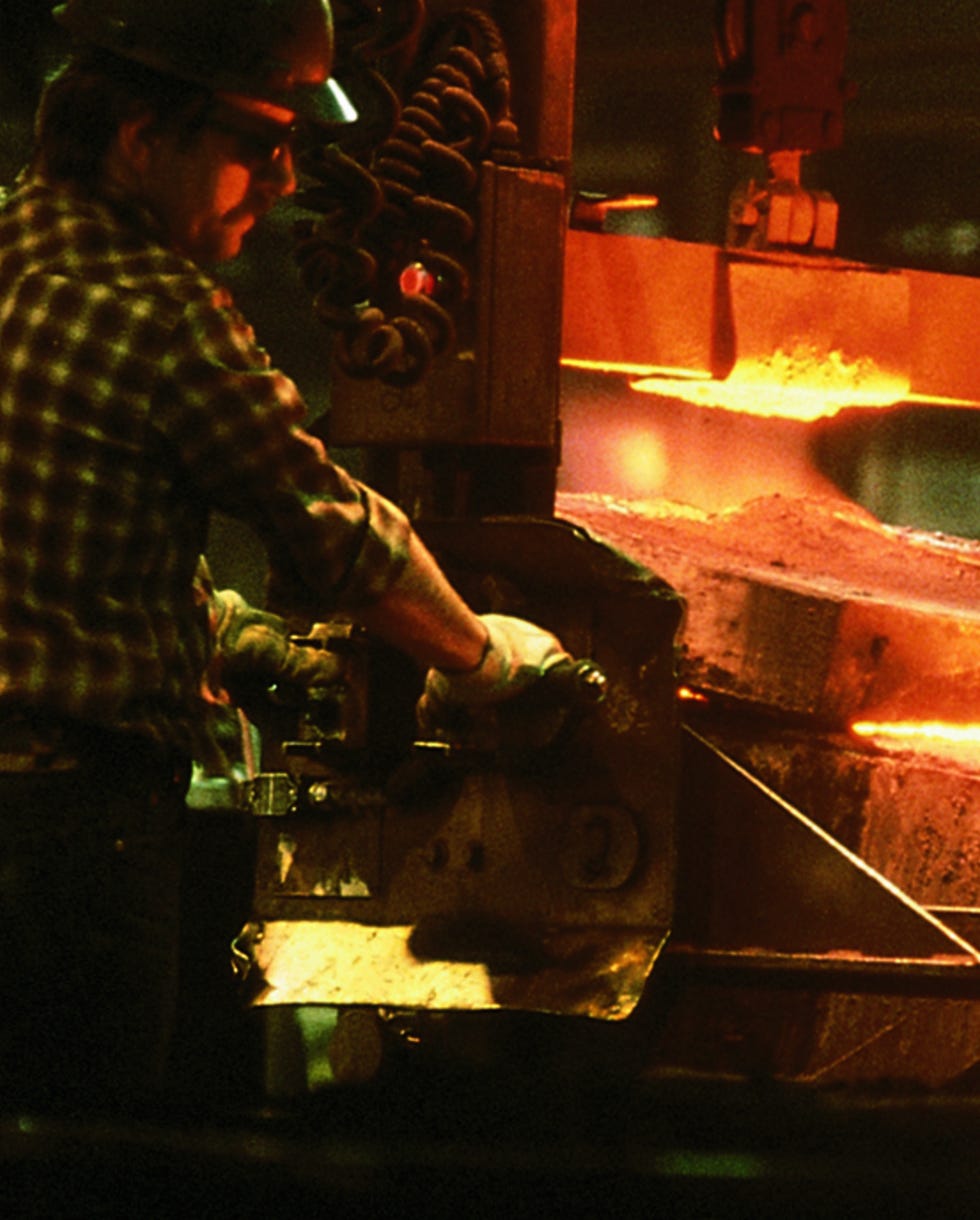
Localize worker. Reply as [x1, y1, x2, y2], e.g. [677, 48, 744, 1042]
[0, 0, 568, 1113]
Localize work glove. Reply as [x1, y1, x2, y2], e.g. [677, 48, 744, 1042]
[418, 613, 571, 733]
[209, 591, 343, 709]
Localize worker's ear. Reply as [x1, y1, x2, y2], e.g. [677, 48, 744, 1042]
[114, 112, 160, 176]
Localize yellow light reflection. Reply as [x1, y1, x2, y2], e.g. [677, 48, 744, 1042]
[596, 195, 660, 212]
[614, 429, 668, 490]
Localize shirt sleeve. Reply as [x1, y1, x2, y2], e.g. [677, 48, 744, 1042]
[152, 288, 412, 611]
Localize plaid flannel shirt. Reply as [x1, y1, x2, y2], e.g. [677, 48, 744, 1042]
[0, 177, 411, 758]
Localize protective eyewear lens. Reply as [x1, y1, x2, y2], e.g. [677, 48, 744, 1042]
[206, 105, 300, 167]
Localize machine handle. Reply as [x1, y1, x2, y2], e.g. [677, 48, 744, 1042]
[411, 655, 608, 767]
[539, 657, 608, 708]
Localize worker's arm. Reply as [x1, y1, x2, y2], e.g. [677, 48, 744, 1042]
[356, 530, 570, 708]
[353, 529, 489, 672]
[202, 529, 568, 713]
[165, 303, 567, 701]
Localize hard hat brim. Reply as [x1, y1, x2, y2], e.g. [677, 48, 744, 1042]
[290, 76, 358, 127]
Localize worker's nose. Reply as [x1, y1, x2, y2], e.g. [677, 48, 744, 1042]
[259, 143, 296, 195]
[276, 144, 297, 195]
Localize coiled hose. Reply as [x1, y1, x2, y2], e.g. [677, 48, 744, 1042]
[293, 2, 518, 388]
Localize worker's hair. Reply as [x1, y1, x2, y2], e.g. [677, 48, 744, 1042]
[31, 47, 212, 190]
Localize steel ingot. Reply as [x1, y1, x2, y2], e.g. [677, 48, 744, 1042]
[556, 492, 980, 726]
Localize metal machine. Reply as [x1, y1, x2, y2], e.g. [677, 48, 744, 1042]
[230, 0, 980, 1089]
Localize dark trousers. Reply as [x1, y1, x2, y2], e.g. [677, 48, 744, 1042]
[0, 738, 189, 1114]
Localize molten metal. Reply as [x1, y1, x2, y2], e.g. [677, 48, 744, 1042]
[629, 344, 905, 422]
[851, 719, 980, 761]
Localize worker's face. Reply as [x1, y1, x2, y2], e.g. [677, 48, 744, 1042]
[135, 94, 299, 265]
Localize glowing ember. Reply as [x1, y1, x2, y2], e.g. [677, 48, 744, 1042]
[630, 346, 906, 422]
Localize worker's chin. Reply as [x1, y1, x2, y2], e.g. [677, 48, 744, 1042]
[217, 230, 248, 264]
[188, 218, 254, 266]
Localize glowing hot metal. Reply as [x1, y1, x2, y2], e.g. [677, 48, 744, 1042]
[852, 719, 980, 757]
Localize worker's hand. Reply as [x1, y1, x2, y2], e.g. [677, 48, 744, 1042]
[210, 593, 343, 708]
[274, 635, 346, 693]
[418, 613, 571, 729]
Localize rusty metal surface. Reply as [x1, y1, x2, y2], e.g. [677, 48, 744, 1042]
[562, 233, 910, 409]
[675, 729, 980, 964]
[556, 492, 980, 726]
[672, 721, 980, 1087]
[561, 234, 720, 380]
[642, 732, 980, 1087]
[647, 972, 980, 1087]
[696, 724, 980, 910]
[490, 0, 576, 167]
[714, 0, 850, 155]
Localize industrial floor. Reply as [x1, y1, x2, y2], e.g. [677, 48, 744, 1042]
[6, 1057, 980, 1218]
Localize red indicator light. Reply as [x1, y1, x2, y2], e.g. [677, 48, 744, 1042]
[400, 262, 436, 297]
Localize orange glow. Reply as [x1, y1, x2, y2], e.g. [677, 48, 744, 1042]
[852, 720, 980, 746]
[562, 357, 707, 379]
[614, 429, 668, 489]
[559, 369, 850, 511]
[678, 686, 709, 703]
[564, 349, 907, 423]
[851, 720, 980, 766]
[558, 373, 674, 500]
[596, 195, 660, 211]
[570, 195, 661, 228]
[630, 347, 907, 422]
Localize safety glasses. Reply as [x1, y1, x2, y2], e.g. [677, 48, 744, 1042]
[204, 100, 301, 169]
